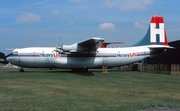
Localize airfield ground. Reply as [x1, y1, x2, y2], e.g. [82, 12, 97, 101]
[0, 68, 180, 111]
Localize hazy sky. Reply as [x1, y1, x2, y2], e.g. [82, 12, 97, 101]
[1, 0, 180, 54]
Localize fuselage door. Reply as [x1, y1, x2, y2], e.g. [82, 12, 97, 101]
[103, 57, 108, 66]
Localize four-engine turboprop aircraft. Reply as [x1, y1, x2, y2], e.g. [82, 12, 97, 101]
[5, 16, 172, 72]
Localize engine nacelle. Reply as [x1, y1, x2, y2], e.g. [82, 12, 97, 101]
[62, 44, 84, 53]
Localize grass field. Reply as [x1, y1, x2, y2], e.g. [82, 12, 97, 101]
[0, 68, 180, 111]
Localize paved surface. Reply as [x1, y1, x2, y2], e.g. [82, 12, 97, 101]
[138, 107, 180, 111]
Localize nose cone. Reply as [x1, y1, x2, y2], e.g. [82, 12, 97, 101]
[4, 53, 14, 64]
[5, 54, 21, 66]
[5, 56, 10, 63]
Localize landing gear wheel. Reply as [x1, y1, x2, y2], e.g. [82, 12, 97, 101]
[19, 68, 24, 72]
[82, 68, 89, 72]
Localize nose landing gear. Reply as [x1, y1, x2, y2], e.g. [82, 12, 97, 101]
[19, 67, 24, 72]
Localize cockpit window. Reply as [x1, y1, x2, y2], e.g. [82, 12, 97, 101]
[13, 51, 18, 55]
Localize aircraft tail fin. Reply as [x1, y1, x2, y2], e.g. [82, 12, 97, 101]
[134, 15, 169, 46]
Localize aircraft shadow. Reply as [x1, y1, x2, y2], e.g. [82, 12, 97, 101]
[43, 69, 94, 76]
[71, 71, 94, 76]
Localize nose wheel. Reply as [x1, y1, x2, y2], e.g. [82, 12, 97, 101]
[19, 68, 24, 72]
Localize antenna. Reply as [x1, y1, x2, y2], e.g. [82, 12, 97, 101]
[59, 36, 61, 45]
[55, 36, 63, 54]
[56, 36, 62, 47]
[57, 36, 61, 47]
[59, 36, 63, 48]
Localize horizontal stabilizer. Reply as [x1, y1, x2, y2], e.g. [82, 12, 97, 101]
[100, 42, 123, 48]
[146, 45, 174, 49]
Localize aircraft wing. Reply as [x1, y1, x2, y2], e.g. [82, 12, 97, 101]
[60, 37, 104, 53]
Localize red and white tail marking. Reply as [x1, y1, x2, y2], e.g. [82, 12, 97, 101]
[150, 16, 168, 46]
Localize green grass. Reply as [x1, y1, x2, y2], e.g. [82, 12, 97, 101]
[0, 68, 180, 111]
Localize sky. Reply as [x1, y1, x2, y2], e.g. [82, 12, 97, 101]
[0, 0, 180, 54]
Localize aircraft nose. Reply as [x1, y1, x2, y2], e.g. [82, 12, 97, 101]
[5, 56, 10, 63]
[5, 53, 13, 63]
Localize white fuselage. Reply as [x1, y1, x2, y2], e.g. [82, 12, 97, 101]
[6, 46, 151, 68]
[6, 16, 172, 69]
